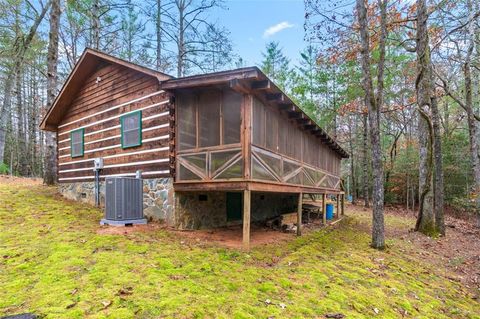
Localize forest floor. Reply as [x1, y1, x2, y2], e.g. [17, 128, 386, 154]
[0, 176, 479, 319]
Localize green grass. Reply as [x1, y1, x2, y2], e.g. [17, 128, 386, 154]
[0, 182, 479, 319]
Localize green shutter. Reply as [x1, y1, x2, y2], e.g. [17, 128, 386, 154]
[120, 110, 142, 149]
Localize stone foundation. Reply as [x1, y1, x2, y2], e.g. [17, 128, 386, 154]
[175, 191, 298, 230]
[175, 192, 227, 229]
[142, 178, 174, 224]
[59, 178, 175, 225]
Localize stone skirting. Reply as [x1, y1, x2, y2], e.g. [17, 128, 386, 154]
[174, 191, 298, 230]
[58, 178, 175, 225]
[142, 178, 174, 225]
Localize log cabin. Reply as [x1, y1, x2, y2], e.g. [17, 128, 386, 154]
[40, 48, 349, 248]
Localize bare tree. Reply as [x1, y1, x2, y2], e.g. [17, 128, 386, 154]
[0, 0, 51, 165]
[161, 0, 231, 76]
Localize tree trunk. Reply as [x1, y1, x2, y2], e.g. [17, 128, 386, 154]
[156, 0, 162, 70]
[91, 0, 100, 49]
[362, 113, 369, 207]
[416, 109, 435, 233]
[415, 0, 437, 235]
[431, 95, 445, 235]
[0, 71, 14, 165]
[356, 0, 386, 249]
[176, 1, 185, 77]
[349, 116, 357, 205]
[15, 67, 28, 175]
[44, 0, 61, 185]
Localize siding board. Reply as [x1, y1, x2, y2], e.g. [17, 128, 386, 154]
[56, 62, 171, 183]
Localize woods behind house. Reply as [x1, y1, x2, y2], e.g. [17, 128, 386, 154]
[1, 0, 480, 243]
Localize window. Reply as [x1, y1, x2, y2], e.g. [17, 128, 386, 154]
[70, 128, 84, 157]
[121, 111, 142, 148]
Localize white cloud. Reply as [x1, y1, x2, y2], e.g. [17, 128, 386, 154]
[263, 21, 294, 38]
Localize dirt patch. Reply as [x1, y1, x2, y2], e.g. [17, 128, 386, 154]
[399, 216, 480, 292]
[170, 225, 295, 249]
[0, 175, 42, 185]
[349, 203, 480, 293]
[96, 222, 296, 248]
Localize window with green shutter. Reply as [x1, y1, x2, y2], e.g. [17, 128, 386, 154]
[121, 111, 142, 148]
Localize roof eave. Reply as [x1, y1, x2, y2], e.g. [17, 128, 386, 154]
[160, 67, 260, 90]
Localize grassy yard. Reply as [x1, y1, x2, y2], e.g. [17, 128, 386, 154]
[0, 180, 479, 319]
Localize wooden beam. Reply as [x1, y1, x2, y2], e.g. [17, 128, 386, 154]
[266, 93, 284, 102]
[173, 180, 340, 194]
[288, 112, 303, 119]
[297, 192, 303, 236]
[279, 103, 295, 112]
[322, 193, 327, 225]
[341, 194, 345, 216]
[296, 118, 309, 124]
[336, 195, 340, 219]
[230, 79, 250, 94]
[251, 80, 271, 90]
[243, 189, 251, 250]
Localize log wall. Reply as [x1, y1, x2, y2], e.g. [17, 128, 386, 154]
[56, 63, 171, 183]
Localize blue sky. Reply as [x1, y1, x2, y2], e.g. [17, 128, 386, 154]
[212, 0, 306, 66]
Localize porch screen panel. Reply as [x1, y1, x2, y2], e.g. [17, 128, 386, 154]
[198, 91, 220, 147]
[286, 122, 295, 158]
[278, 117, 287, 154]
[312, 136, 319, 168]
[222, 90, 241, 144]
[178, 93, 196, 150]
[321, 145, 327, 170]
[303, 134, 310, 166]
[265, 108, 278, 151]
[293, 126, 302, 161]
[252, 98, 265, 147]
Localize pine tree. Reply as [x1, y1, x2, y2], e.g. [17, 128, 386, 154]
[260, 41, 292, 91]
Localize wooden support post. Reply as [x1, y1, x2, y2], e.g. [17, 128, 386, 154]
[341, 194, 345, 216]
[297, 192, 302, 236]
[242, 95, 252, 180]
[242, 190, 251, 250]
[336, 195, 340, 219]
[322, 193, 327, 225]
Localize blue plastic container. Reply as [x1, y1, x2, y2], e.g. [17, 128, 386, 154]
[326, 203, 334, 220]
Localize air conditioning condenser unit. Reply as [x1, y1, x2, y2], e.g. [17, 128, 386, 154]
[100, 177, 147, 226]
